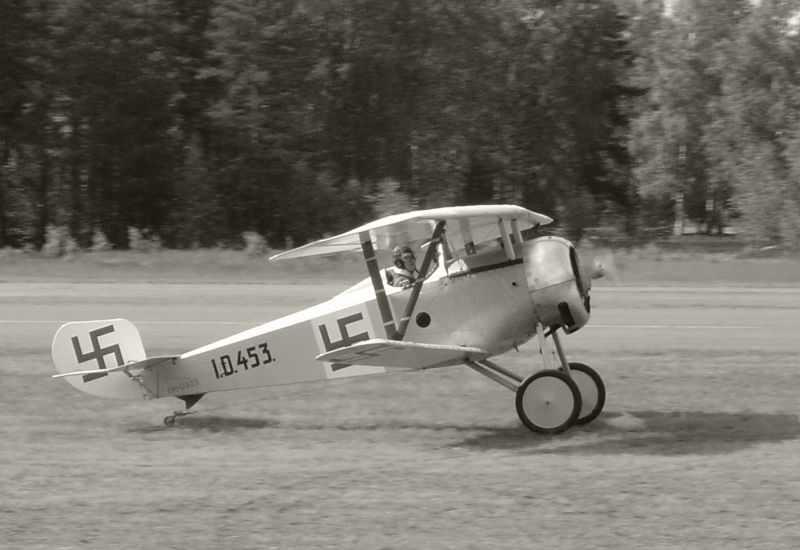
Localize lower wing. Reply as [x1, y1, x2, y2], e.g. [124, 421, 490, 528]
[316, 339, 489, 370]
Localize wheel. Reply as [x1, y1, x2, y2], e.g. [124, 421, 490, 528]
[163, 415, 176, 427]
[566, 362, 605, 425]
[515, 369, 581, 434]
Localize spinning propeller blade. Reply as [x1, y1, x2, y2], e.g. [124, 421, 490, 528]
[579, 247, 621, 286]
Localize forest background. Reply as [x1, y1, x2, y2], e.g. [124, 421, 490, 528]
[1, 0, 799, 254]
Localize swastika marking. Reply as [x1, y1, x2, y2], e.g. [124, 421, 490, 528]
[318, 313, 370, 354]
[71, 324, 124, 382]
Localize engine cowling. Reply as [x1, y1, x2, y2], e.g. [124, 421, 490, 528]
[522, 236, 590, 334]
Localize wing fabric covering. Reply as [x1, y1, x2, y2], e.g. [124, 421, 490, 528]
[270, 205, 552, 261]
[316, 339, 489, 370]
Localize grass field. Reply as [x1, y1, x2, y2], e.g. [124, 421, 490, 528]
[2, 250, 800, 549]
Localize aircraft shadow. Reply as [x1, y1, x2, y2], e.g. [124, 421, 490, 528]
[128, 414, 501, 434]
[129, 414, 280, 433]
[457, 410, 800, 456]
[126, 410, 800, 456]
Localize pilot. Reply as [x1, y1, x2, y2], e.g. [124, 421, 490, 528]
[388, 245, 418, 289]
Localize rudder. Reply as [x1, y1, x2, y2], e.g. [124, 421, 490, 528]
[52, 318, 150, 399]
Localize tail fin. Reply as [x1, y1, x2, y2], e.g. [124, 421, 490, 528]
[52, 319, 151, 399]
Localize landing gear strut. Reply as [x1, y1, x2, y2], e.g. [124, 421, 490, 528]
[466, 324, 605, 434]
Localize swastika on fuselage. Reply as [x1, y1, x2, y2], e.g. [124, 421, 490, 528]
[318, 313, 370, 353]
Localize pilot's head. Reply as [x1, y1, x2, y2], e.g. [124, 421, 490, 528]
[392, 245, 416, 270]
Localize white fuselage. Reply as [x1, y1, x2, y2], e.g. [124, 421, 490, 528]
[148, 260, 537, 399]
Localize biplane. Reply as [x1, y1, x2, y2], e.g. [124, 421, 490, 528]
[52, 205, 606, 433]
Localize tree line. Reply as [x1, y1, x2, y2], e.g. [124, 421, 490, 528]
[1, 0, 799, 251]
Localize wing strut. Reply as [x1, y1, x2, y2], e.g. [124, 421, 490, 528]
[359, 231, 398, 340]
[396, 220, 446, 340]
[498, 218, 516, 260]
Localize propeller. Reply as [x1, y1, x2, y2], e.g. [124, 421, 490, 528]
[578, 247, 621, 287]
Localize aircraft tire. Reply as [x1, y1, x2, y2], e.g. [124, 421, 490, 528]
[566, 362, 606, 425]
[515, 369, 581, 434]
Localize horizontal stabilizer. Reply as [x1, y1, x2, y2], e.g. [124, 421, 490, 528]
[316, 339, 489, 370]
[52, 355, 177, 379]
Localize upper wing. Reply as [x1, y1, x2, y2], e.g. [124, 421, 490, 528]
[316, 339, 490, 370]
[269, 204, 552, 261]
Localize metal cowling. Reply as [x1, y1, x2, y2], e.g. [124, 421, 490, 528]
[522, 236, 590, 334]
